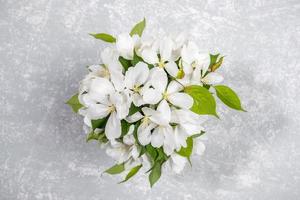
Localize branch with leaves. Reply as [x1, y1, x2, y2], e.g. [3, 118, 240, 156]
[67, 18, 245, 187]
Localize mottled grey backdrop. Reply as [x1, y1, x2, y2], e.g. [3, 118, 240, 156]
[1, 0, 300, 199]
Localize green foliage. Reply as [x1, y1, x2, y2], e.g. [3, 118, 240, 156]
[131, 51, 144, 66]
[121, 120, 131, 137]
[191, 131, 206, 139]
[184, 85, 218, 117]
[119, 165, 142, 183]
[66, 93, 83, 113]
[104, 163, 125, 175]
[149, 162, 162, 187]
[177, 137, 193, 158]
[119, 56, 132, 71]
[209, 53, 220, 67]
[86, 131, 107, 143]
[211, 56, 224, 72]
[89, 33, 116, 43]
[145, 145, 158, 164]
[156, 148, 168, 162]
[91, 118, 107, 130]
[145, 146, 167, 187]
[132, 121, 141, 144]
[130, 18, 146, 37]
[214, 85, 246, 111]
[209, 54, 224, 72]
[128, 103, 141, 116]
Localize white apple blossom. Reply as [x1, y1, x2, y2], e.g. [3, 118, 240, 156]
[143, 68, 193, 109]
[139, 36, 182, 78]
[79, 77, 131, 140]
[124, 62, 149, 106]
[171, 109, 204, 151]
[106, 125, 139, 163]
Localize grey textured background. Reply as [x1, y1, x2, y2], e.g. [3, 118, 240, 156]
[1, 0, 300, 199]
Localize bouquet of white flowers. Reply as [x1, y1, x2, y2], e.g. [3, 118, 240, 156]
[67, 18, 245, 187]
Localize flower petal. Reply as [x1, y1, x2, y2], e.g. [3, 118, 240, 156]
[101, 47, 118, 66]
[108, 64, 125, 91]
[125, 62, 149, 89]
[174, 126, 188, 151]
[167, 80, 183, 94]
[151, 127, 164, 147]
[194, 140, 206, 155]
[111, 92, 130, 119]
[87, 104, 110, 120]
[130, 145, 139, 159]
[116, 33, 134, 60]
[197, 53, 210, 75]
[190, 66, 201, 85]
[123, 131, 135, 145]
[137, 123, 153, 145]
[181, 41, 199, 64]
[90, 77, 115, 96]
[105, 111, 121, 140]
[170, 153, 187, 174]
[126, 111, 143, 123]
[201, 72, 224, 85]
[160, 37, 173, 61]
[182, 62, 193, 74]
[162, 126, 175, 155]
[141, 107, 156, 117]
[143, 88, 162, 105]
[149, 68, 168, 93]
[164, 61, 179, 77]
[150, 100, 171, 125]
[140, 47, 159, 64]
[168, 92, 193, 109]
[171, 109, 204, 135]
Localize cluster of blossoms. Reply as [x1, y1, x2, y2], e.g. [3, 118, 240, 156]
[67, 19, 244, 187]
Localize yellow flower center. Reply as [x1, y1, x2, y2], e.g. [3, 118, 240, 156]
[162, 91, 169, 100]
[133, 84, 141, 93]
[108, 105, 115, 113]
[98, 67, 110, 78]
[158, 60, 165, 68]
[142, 116, 150, 125]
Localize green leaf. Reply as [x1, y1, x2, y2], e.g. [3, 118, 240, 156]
[89, 33, 116, 43]
[149, 162, 162, 187]
[86, 131, 99, 142]
[119, 56, 132, 71]
[145, 145, 158, 164]
[128, 103, 141, 116]
[191, 131, 205, 139]
[177, 137, 193, 158]
[66, 93, 83, 113]
[209, 53, 220, 67]
[130, 18, 146, 37]
[119, 165, 142, 183]
[131, 51, 144, 66]
[211, 56, 224, 72]
[121, 120, 130, 137]
[139, 146, 147, 157]
[214, 85, 246, 111]
[104, 163, 125, 175]
[156, 148, 168, 162]
[91, 118, 107, 130]
[184, 85, 218, 117]
[86, 130, 107, 143]
[133, 121, 141, 144]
